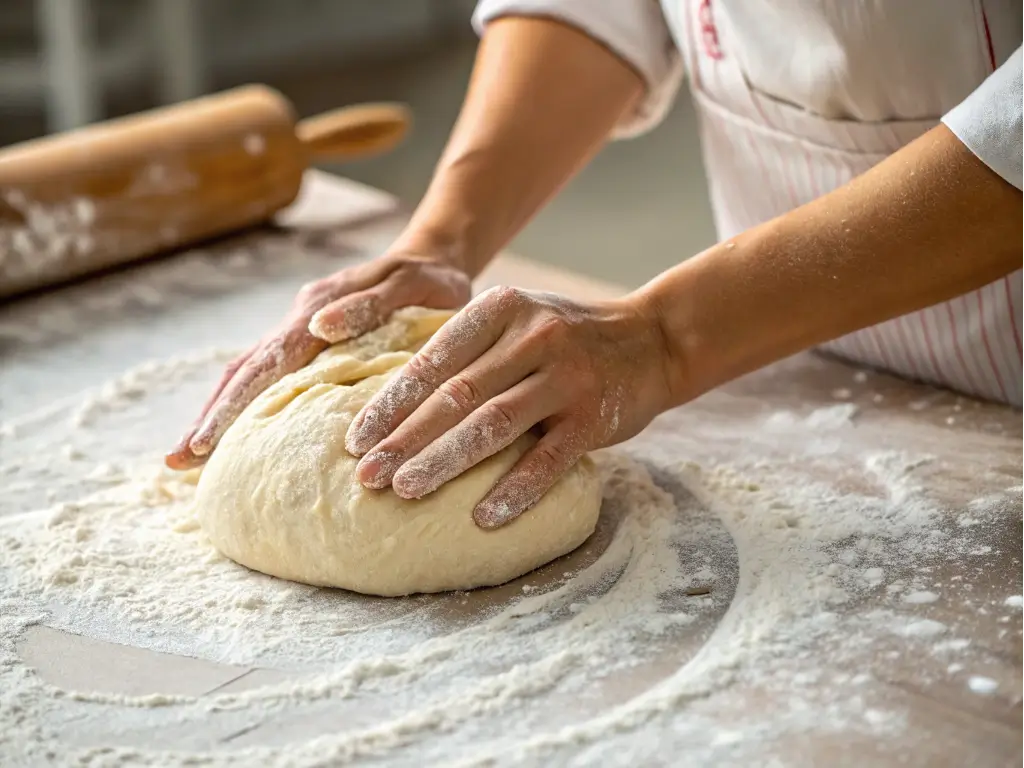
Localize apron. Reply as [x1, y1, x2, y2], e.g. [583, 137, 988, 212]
[666, 0, 1022, 405]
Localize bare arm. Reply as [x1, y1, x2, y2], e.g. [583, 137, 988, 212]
[166, 15, 644, 469]
[637, 124, 1023, 405]
[346, 124, 1020, 528]
[393, 16, 645, 275]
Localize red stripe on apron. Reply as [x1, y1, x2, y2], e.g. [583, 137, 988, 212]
[976, 290, 1010, 401]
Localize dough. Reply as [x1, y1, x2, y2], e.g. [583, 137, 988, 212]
[195, 307, 602, 596]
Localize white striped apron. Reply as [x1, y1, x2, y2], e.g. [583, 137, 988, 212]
[668, 0, 1022, 405]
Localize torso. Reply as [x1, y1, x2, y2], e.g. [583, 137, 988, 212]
[663, 0, 1022, 405]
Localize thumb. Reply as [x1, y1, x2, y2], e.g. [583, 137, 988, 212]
[308, 289, 389, 344]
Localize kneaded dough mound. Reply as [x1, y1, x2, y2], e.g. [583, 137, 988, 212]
[196, 307, 602, 596]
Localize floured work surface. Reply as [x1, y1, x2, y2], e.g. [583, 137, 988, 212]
[0, 172, 1020, 767]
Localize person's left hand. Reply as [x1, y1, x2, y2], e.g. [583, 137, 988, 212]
[344, 286, 676, 528]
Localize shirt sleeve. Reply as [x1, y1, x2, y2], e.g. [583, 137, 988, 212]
[472, 0, 683, 138]
[942, 46, 1023, 190]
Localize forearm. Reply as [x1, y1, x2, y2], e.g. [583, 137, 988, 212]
[636, 124, 1022, 404]
[393, 16, 643, 276]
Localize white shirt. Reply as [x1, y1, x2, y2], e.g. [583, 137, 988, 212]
[474, 0, 1023, 405]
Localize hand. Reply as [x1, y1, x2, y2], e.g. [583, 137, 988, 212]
[164, 251, 470, 470]
[344, 286, 675, 528]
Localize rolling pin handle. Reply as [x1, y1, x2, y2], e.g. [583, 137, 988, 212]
[296, 103, 411, 162]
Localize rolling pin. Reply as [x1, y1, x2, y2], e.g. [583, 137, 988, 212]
[0, 84, 411, 299]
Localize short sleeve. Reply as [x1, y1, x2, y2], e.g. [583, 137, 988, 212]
[473, 0, 683, 138]
[942, 46, 1023, 190]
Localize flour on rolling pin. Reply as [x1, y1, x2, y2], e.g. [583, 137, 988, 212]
[124, 162, 199, 199]
[0, 85, 410, 299]
[0, 160, 200, 287]
[0, 189, 97, 285]
[242, 133, 267, 156]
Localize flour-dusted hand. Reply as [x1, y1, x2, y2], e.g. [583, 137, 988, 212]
[345, 286, 676, 528]
[164, 252, 470, 470]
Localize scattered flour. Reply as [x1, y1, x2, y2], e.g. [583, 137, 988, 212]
[0, 254, 1019, 765]
[894, 619, 947, 639]
[902, 591, 940, 605]
[862, 567, 886, 586]
[764, 403, 859, 431]
[966, 676, 998, 695]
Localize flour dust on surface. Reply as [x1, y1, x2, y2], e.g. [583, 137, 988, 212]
[0, 236, 1021, 767]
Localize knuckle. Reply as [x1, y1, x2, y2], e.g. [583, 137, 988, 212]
[479, 400, 518, 437]
[403, 354, 443, 387]
[485, 285, 525, 307]
[530, 315, 569, 346]
[437, 374, 483, 412]
[533, 440, 570, 471]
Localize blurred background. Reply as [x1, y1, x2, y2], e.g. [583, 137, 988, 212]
[0, 0, 715, 288]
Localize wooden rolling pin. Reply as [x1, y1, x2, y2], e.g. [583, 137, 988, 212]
[0, 84, 411, 298]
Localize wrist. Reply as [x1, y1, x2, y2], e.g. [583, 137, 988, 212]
[626, 253, 724, 408]
[387, 222, 473, 274]
[620, 285, 699, 410]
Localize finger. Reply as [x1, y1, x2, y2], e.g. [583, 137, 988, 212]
[472, 421, 585, 529]
[309, 262, 470, 344]
[164, 350, 253, 469]
[389, 375, 560, 499]
[355, 344, 537, 489]
[165, 437, 205, 470]
[345, 288, 520, 456]
[308, 272, 408, 344]
[293, 256, 399, 314]
[188, 328, 326, 458]
[167, 255, 410, 470]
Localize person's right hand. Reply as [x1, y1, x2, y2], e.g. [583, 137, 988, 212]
[164, 251, 471, 471]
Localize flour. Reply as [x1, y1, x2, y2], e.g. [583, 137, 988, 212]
[966, 676, 999, 694]
[0, 231, 345, 352]
[0, 191, 96, 287]
[243, 134, 266, 156]
[764, 402, 858, 431]
[126, 163, 198, 199]
[892, 619, 947, 638]
[1, 259, 1021, 765]
[69, 348, 237, 429]
[902, 590, 940, 604]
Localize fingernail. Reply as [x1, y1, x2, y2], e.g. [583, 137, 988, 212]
[166, 452, 203, 471]
[345, 430, 370, 457]
[356, 450, 403, 490]
[391, 461, 436, 500]
[308, 309, 340, 342]
[164, 452, 187, 470]
[473, 500, 518, 529]
[345, 409, 377, 456]
[189, 422, 215, 457]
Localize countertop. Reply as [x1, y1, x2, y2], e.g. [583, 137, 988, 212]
[1, 171, 1020, 767]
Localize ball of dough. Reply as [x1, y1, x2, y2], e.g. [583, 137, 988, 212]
[195, 307, 602, 596]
